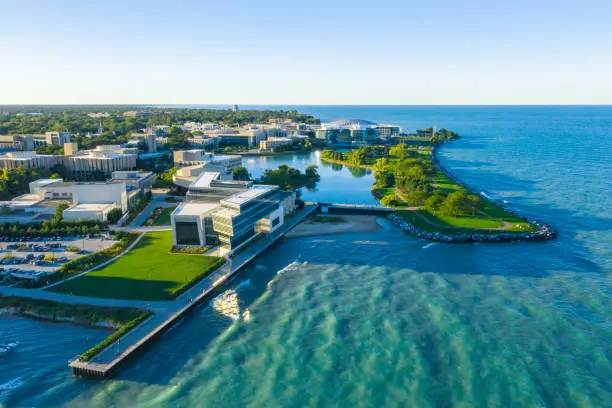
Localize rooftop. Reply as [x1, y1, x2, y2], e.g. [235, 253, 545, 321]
[221, 185, 278, 206]
[174, 201, 220, 217]
[190, 172, 221, 189]
[64, 203, 117, 212]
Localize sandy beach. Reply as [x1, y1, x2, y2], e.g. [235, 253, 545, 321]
[284, 215, 381, 238]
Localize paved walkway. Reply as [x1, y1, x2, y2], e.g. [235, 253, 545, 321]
[125, 193, 177, 229]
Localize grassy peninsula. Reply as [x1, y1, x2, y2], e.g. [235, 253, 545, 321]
[320, 129, 550, 239]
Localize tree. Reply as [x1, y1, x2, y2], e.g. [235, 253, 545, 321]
[305, 165, 320, 180]
[232, 166, 250, 181]
[467, 194, 483, 215]
[106, 208, 123, 224]
[380, 193, 399, 207]
[52, 202, 70, 224]
[389, 144, 411, 160]
[403, 190, 428, 206]
[425, 194, 445, 214]
[441, 191, 469, 217]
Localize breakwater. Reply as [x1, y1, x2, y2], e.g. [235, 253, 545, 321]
[389, 214, 556, 243]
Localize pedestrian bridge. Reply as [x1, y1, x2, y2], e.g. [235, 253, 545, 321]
[314, 203, 396, 215]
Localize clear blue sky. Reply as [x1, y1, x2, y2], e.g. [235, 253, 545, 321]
[1, 0, 611, 104]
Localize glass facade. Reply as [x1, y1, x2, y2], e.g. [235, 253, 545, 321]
[175, 221, 200, 245]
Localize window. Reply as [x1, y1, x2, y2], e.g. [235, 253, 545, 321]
[175, 222, 201, 245]
[272, 217, 280, 227]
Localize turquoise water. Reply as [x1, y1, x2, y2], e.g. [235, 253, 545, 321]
[1, 106, 611, 407]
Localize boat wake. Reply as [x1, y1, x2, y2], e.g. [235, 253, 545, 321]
[422, 243, 438, 249]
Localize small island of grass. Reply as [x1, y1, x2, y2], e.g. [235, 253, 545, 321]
[321, 129, 556, 242]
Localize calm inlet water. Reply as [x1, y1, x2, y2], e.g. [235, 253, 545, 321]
[2, 106, 611, 407]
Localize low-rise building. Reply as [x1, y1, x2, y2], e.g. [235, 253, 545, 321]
[110, 170, 156, 194]
[0, 151, 64, 169]
[63, 182, 128, 222]
[172, 150, 242, 179]
[259, 137, 294, 151]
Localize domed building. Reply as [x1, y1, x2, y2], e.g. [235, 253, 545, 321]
[316, 119, 401, 144]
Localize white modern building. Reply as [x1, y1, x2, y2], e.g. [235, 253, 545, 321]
[171, 184, 297, 253]
[63, 182, 128, 222]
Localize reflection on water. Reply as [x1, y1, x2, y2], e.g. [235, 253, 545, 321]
[243, 151, 378, 205]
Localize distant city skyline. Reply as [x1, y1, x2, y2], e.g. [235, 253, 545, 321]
[1, 0, 611, 105]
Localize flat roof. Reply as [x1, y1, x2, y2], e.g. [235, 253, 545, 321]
[190, 172, 220, 189]
[0, 194, 42, 207]
[65, 203, 116, 212]
[222, 185, 277, 205]
[174, 201, 220, 217]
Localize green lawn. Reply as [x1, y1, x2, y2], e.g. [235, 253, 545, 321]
[147, 206, 175, 226]
[397, 209, 502, 233]
[419, 209, 504, 229]
[48, 231, 224, 300]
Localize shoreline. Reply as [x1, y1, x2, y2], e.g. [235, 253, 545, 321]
[426, 143, 557, 242]
[319, 140, 557, 243]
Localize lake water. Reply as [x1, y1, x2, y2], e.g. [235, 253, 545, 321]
[1, 106, 611, 407]
[242, 151, 377, 205]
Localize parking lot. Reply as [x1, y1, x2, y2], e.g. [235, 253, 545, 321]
[0, 235, 118, 284]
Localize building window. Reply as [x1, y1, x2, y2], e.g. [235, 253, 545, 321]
[175, 222, 200, 245]
[272, 217, 280, 227]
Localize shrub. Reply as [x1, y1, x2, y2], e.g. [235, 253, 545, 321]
[80, 311, 153, 362]
[380, 193, 399, 207]
[170, 246, 210, 255]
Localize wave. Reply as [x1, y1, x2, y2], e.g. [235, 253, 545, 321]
[277, 261, 300, 275]
[422, 243, 439, 249]
[0, 376, 25, 392]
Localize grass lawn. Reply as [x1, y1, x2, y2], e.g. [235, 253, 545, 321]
[419, 210, 504, 229]
[148, 206, 175, 226]
[397, 209, 503, 233]
[48, 231, 224, 301]
[432, 171, 464, 193]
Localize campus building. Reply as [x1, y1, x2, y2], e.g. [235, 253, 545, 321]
[63, 146, 137, 178]
[315, 119, 401, 143]
[0, 145, 137, 177]
[259, 137, 293, 151]
[0, 132, 71, 151]
[63, 182, 129, 222]
[172, 150, 242, 180]
[171, 183, 297, 254]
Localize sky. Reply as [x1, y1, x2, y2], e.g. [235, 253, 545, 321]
[1, 0, 611, 105]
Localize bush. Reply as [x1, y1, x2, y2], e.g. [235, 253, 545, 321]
[170, 245, 210, 255]
[106, 208, 123, 224]
[168, 258, 225, 299]
[380, 193, 400, 207]
[80, 311, 152, 361]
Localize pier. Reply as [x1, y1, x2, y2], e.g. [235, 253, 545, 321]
[69, 204, 319, 378]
